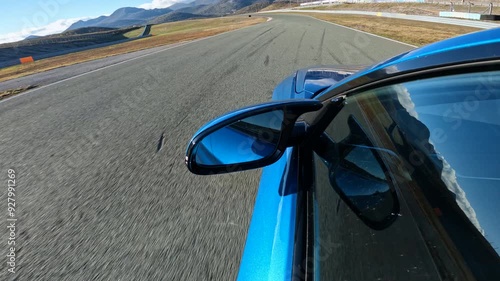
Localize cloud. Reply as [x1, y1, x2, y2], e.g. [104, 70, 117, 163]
[438, 155, 485, 236]
[139, 0, 186, 9]
[0, 17, 90, 44]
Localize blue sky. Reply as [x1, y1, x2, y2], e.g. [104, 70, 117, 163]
[0, 0, 186, 43]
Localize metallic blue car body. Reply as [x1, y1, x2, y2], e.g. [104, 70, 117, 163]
[236, 28, 500, 281]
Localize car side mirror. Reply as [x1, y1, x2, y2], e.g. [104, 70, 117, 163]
[185, 100, 322, 175]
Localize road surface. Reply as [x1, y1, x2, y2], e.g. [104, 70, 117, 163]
[0, 14, 412, 280]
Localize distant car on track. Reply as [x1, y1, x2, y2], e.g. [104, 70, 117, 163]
[186, 28, 500, 281]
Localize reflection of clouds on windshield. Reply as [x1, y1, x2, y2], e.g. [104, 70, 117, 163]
[395, 87, 485, 236]
[395, 85, 419, 119]
[438, 154, 485, 235]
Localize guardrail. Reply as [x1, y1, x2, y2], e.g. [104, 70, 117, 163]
[301, 0, 425, 5]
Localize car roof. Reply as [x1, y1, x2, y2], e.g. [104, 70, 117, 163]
[317, 28, 500, 101]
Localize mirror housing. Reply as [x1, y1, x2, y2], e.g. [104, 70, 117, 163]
[316, 116, 400, 230]
[328, 144, 400, 230]
[186, 100, 322, 175]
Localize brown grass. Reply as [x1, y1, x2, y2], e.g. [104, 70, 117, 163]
[303, 13, 480, 46]
[0, 16, 266, 83]
[0, 85, 38, 100]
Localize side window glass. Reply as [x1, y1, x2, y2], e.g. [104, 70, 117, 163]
[313, 96, 443, 281]
[313, 71, 500, 281]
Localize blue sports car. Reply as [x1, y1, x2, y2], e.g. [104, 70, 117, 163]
[186, 28, 500, 281]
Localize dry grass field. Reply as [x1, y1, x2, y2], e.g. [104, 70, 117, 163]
[301, 2, 496, 16]
[303, 13, 480, 46]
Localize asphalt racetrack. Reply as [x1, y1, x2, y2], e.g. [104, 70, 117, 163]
[0, 14, 413, 280]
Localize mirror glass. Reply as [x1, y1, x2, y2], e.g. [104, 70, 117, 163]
[194, 110, 284, 166]
[329, 145, 396, 225]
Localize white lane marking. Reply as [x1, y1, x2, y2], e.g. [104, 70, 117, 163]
[0, 19, 270, 104]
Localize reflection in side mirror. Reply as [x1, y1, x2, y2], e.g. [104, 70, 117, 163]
[329, 145, 399, 229]
[194, 110, 284, 166]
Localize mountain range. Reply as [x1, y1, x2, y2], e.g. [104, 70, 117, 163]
[66, 0, 267, 31]
[67, 7, 174, 30]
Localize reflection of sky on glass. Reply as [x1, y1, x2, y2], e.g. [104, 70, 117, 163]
[304, 70, 352, 94]
[401, 71, 500, 254]
[305, 78, 340, 87]
[345, 147, 386, 180]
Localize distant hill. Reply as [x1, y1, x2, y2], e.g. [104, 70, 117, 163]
[169, 0, 219, 10]
[148, 12, 209, 24]
[175, 5, 211, 14]
[188, 5, 214, 15]
[24, 35, 42, 40]
[235, 0, 272, 14]
[66, 0, 272, 31]
[197, 0, 264, 15]
[62, 27, 117, 35]
[168, 2, 193, 10]
[168, 0, 275, 16]
[67, 7, 172, 30]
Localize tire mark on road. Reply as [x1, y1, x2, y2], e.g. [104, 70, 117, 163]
[222, 64, 239, 77]
[208, 26, 274, 68]
[314, 28, 326, 64]
[253, 27, 273, 41]
[356, 45, 378, 63]
[327, 48, 341, 64]
[246, 28, 286, 58]
[338, 44, 378, 64]
[294, 30, 307, 65]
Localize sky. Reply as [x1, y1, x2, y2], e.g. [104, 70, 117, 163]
[0, 0, 188, 44]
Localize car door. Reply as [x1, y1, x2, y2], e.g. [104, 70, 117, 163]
[296, 68, 500, 280]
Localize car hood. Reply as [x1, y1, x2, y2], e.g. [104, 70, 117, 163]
[294, 65, 367, 98]
[272, 65, 368, 101]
